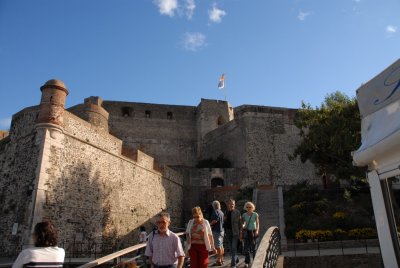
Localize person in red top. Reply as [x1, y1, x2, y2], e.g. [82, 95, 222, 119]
[186, 207, 216, 268]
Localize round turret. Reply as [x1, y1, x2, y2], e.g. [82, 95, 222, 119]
[83, 96, 109, 132]
[37, 79, 69, 126]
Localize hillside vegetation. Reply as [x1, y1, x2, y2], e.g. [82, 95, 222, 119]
[284, 181, 376, 241]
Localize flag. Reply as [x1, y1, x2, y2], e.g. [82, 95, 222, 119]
[218, 74, 225, 89]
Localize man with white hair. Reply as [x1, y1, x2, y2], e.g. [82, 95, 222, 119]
[210, 200, 225, 266]
[145, 212, 185, 268]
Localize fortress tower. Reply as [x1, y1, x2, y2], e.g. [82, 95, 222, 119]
[81, 96, 109, 132]
[196, 99, 234, 156]
[0, 78, 321, 255]
[37, 79, 69, 127]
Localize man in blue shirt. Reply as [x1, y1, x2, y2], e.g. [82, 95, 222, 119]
[210, 200, 224, 266]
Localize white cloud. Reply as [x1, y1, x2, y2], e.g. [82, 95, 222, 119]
[0, 117, 11, 130]
[208, 4, 226, 23]
[386, 25, 398, 33]
[298, 10, 311, 21]
[154, 0, 178, 17]
[182, 32, 207, 52]
[185, 0, 196, 20]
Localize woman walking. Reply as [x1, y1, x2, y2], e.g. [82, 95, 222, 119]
[186, 207, 217, 268]
[241, 202, 259, 268]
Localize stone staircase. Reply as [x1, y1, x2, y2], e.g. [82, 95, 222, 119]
[254, 186, 287, 250]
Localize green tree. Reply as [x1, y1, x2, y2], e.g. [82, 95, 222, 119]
[291, 91, 366, 182]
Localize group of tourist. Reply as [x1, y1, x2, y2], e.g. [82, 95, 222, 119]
[144, 199, 260, 268]
[12, 199, 260, 268]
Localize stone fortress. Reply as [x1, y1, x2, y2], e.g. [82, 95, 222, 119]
[0, 79, 319, 255]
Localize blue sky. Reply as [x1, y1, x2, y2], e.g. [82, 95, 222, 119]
[0, 0, 399, 130]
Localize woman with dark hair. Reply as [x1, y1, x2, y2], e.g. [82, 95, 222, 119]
[12, 221, 65, 268]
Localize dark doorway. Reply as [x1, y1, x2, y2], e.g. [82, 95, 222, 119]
[211, 177, 224, 188]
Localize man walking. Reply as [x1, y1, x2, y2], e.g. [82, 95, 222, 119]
[210, 200, 224, 266]
[145, 212, 185, 268]
[224, 199, 242, 267]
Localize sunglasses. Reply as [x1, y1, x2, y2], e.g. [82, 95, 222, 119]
[193, 215, 200, 218]
[156, 221, 168, 224]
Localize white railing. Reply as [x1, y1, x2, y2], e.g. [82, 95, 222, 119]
[252, 226, 281, 268]
[77, 232, 186, 268]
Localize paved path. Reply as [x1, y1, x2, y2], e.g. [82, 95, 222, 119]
[282, 246, 380, 257]
[207, 254, 246, 267]
[2, 248, 380, 268]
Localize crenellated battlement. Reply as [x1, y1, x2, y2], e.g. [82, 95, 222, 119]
[0, 78, 319, 255]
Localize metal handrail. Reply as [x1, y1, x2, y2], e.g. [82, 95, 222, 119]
[252, 226, 281, 268]
[77, 232, 186, 268]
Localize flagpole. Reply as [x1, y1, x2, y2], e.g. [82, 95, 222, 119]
[224, 78, 226, 101]
[218, 73, 226, 101]
[224, 88, 226, 101]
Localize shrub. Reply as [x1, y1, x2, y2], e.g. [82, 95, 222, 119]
[315, 230, 333, 241]
[333, 211, 346, 220]
[284, 181, 375, 240]
[348, 227, 377, 239]
[295, 229, 312, 241]
[333, 228, 347, 240]
[295, 229, 334, 241]
[291, 203, 303, 210]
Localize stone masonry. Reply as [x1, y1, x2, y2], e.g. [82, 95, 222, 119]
[0, 80, 184, 255]
[0, 79, 319, 255]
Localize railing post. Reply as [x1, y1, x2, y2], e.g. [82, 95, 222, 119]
[340, 239, 344, 255]
[294, 239, 297, 257]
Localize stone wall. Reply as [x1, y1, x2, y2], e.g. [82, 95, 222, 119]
[0, 106, 184, 255]
[241, 109, 319, 186]
[171, 166, 248, 221]
[0, 90, 322, 255]
[200, 120, 247, 168]
[200, 105, 320, 186]
[196, 99, 234, 140]
[0, 107, 40, 255]
[41, 110, 184, 248]
[99, 101, 198, 167]
[174, 167, 248, 187]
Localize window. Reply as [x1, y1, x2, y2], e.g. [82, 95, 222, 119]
[217, 116, 225, 126]
[121, 107, 132, 117]
[167, 112, 173, 119]
[145, 110, 151, 118]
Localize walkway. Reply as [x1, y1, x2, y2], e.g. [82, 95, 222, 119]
[282, 246, 380, 257]
[206, 254, 246, 267]
[0, 254, 248, 268]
